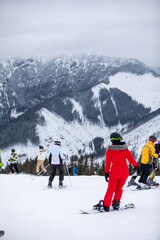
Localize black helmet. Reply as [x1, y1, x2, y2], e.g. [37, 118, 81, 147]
[110, 132, 123, 142]
[39, 145, 44, 149]
[149, 135, 157, 143]
[54, 140, 61, 146]
[11, 149, 15, 153]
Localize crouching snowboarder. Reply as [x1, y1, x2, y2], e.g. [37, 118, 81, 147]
[48, 140, 65, 188]
[103, 133, 139, 212]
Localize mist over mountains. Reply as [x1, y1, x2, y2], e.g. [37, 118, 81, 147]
[0, 55, 159, 159]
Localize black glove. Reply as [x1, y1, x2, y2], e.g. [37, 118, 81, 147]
[105, 172, 109, 182]
[134, 166, 141, 174]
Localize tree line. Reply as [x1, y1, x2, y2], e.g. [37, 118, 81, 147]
[0, 153, 140, 176]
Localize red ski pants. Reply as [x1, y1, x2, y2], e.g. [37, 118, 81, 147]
[103, 175, 127, 207]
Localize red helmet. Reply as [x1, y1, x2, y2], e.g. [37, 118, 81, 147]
[149, 135, 157, 143]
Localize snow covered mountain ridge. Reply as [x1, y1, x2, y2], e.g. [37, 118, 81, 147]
[0, 55, 160, 162]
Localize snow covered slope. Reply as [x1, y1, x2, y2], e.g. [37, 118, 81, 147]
[0, 174, 159, 240]
[109, 73, 160, 111]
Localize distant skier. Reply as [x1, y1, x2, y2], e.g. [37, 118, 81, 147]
[36, 145, 48, 176]
[103, 132, 139, 212]
[8, 149, 19, 174]
[48, 140, 65, 188]
[73, 165, 78, 176]
[0, 149, 4, 171]
[138, 136, 158, 189]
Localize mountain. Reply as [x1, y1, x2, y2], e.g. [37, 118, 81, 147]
[0, 55, 160, 162]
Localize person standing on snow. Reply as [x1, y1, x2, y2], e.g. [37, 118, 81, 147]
[103, 133, 139, 212]
[0, 149, 4, 171]
[138, 136, 158, 189]
[8, 149, 19, 174]
[73, 165, 78, 176]
[36, 145, 48, 176]
[48, 140, 65, 188]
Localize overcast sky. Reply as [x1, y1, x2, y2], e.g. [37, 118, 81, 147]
[0, 0, 160, 66]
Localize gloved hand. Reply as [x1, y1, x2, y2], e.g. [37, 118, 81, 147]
[134, 166, 141, 174]
[105, 172, 109, 182]
[154, 167, 159, 172]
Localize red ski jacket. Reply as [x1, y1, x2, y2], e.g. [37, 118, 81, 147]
[105, 144, 138, 178]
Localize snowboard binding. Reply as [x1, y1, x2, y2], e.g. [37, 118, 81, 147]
[93, 200, 104, 211]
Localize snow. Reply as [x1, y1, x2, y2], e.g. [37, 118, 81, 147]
[109, 73, 160, 111]
[0, 174, 160, 240]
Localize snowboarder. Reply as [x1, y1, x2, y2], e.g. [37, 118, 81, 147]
[138, 136, 158, 189]
[8, 149, 19, 174]
[36, 145, 48, 176]
[147, 140, 160, 186]
[73, 165, 78, 176]
[103, 132, 139, 212]
[48, 140, 65, 188]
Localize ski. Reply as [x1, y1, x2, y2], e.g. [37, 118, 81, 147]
[0, 230, 5, 237]
[80, 203, 135, 214]
[43, 186, 67, 191]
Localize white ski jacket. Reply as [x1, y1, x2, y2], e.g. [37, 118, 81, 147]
[49, 145, 65, 164]
[38, 150, 46, 161]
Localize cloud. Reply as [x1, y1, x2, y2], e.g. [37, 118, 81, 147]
[0, 0, 160, 66]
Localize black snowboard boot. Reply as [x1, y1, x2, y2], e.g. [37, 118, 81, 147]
[59, 180, 63, 187]
[112, 199, 120, 210]
[48, 181, 52, 188]
[103, 206, 110, 212]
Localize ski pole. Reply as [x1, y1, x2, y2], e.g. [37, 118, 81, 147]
[32, 164, 50, 180]
[64, 162, 72, 187]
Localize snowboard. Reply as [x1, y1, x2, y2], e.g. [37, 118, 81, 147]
[0, 230, 5, 237]
[80, 203, 135, 214]
[131, 185, 160, 191]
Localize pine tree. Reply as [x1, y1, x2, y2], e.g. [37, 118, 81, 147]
[78, 155, 84, 175]
[90, 154, 95, 175]
[84, 156, 90, 175]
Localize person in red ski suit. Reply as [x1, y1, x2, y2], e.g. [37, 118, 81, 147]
[103, 132, 139, 212]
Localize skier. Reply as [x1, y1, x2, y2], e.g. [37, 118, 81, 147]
[103, 132, 139, 212]
[73, 165, 78, 176]
[36, 145, 48, 176]
[138, 136, 158, 189]
[8, 149, 19, 174]
[0, 149, 4, 171]
[48, 140, 65, 188]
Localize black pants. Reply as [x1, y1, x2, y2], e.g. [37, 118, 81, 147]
[49, 164, 64, 182]
[139, 164, 152, 184]
[10, 163, 19, 173]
